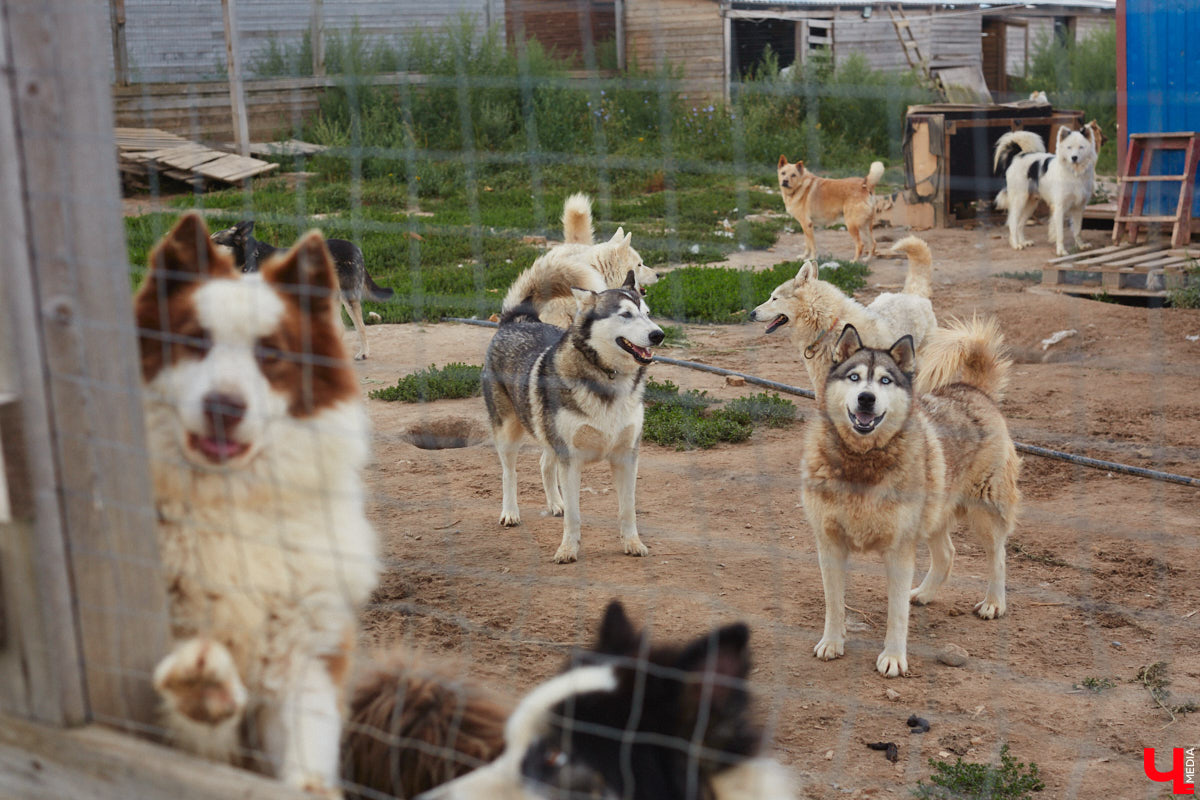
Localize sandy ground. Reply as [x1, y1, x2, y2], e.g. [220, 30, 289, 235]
[345, 220, 1199, 798]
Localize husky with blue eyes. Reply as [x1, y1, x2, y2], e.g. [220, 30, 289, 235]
[801, 318, 1022, 678]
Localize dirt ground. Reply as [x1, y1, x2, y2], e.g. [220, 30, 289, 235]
[348, 220, 1199, 798]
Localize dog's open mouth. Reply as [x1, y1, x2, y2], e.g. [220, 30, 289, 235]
[188, 432, 251, 464]
[765, 314, 789, 334]
[617, 337, 654, 364]
[848, 409, 885, 434]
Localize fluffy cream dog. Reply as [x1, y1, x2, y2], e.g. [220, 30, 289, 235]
[748, 236, 936, 397]
[502, 193, 658, 327]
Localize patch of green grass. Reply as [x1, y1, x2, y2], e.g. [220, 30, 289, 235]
[1167, 261, 1200, 308]
[1073, 677, 1115, 693]
[641, 379, 796, 450]
[995, 270, 1042, 282]
[645, 259, 868, 323]
[658, 325, 689, 348]
[368, 362, 482, 402]
[912, 745, 1045, 800]
[724, 392, 797, 428]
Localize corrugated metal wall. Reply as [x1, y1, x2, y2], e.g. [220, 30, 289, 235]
[1122, 0, 1200, 214]
[112, 0, 503, 83]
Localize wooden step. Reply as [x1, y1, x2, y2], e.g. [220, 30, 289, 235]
[1121, 175, 1188, 182]
[1114, 215, 1181, 223]
[1130, 132, 1197, 141]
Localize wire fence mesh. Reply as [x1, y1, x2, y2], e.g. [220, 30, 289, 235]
[3, 1, 1199, 799]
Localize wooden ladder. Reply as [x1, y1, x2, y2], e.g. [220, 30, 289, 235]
[1112, 132, 1200, 247]
[887, 6, 934, 86]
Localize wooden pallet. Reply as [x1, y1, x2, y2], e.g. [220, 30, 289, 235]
[1042, 242, 1200, 296]
[116, 127, 279, 187]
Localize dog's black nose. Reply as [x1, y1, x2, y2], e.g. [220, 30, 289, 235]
[649, 329, 665, 346]
[858, 391, 875, 409]
[203, 392, 247, 434]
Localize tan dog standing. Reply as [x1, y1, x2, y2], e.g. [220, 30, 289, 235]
[801, 317, 1021, 678]
[777, 155, 885, 261]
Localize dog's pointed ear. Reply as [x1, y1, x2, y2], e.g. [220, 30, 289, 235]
[144, 212, 235, 288]
[622, 270, 637, 290]
[621, 231, 633, 248]
[778, 154, 788, 168]
[234, 220, 255, 238]
[1085, 121, 1099, 150]
[889, 334, 916, 375]
[571, 286, 598, 312]
[595, 601, 639, 654]
[795, 260, 818, 285]
[833, 324, 864, 365]
[609, 227, 625, 244]
[797, 160, 806, 173]
[263, 230, 338, 315]
[675, 622, 751, 708]
[1057, 126, 1071, 145]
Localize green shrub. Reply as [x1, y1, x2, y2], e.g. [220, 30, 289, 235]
[643, 379, 717, 411]
[725, 392, 797, 428]
[1014, 23, 1117, 173]
[369, 362, 483, 402]
[1167, 261, 1200, 308]
[912, 745, 1045, 800]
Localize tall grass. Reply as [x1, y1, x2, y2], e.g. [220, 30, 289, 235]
[1014, 23, 1117, 173]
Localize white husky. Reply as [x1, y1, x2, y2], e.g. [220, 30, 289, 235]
[994, 128, 1097, 256]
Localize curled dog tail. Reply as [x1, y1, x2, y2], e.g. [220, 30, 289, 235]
[501, 257, 606, 320]
[865, 161, 885, 192]
[889, 235, 932, 298]
[341, 655, 509, 800]
[562, 192, 594, 244]
[993, 130, 1045, 175]
[915, 315, 1012, 402]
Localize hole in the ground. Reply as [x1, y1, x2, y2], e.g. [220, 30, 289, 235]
[402, 418, 485, 450]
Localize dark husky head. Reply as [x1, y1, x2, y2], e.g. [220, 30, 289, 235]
[570, 271, 664, 370]
[417, 601, 792, 800]
[823, 325, 915, 452]
[210, 220, 271, 272]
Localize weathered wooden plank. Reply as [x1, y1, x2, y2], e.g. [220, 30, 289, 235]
[0, 716, 309, 800]
[3, 0, 169, 729]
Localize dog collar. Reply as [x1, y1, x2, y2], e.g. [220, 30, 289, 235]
[804, 317, 840, 360]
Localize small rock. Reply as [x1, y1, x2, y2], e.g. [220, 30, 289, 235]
[725, 375, 746, 387]
[937, 644, 969, 667]
[824, 750, 834, 760]
[885, 687, 901, 702]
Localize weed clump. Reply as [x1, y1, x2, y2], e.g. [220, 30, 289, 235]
[369, 363, 483, 402]
[912, 744, 1045, 800]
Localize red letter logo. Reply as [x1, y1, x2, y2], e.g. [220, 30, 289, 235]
[1145, 748, 1195, 795]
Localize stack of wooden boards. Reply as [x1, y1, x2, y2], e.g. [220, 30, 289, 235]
[1042, 243, 1200, 297]
[116, 127, 279, 188]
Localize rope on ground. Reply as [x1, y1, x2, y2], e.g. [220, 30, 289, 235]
[441, 317, 1200, 489]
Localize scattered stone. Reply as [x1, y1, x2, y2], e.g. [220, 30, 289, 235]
[1041, 329, 1078, 351]
[885, 687, 902, 702]
[937, 644, 969, 667]
[725, 375, 746, 387]
[824, 750, 834, 760]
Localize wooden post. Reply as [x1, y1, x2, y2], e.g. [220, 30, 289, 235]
[615, 0, 626, 71]
[109, 0, 130, 86]
[222, 0, 250, 154]
[0, 0, 169, 730]
[310, 0, 325, 77]
[723, 14, 732, 103]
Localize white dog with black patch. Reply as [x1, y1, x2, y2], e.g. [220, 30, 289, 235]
[993, 127, 1097, 256]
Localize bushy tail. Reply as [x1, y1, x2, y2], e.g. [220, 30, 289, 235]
[364, 271, 394, 301]
[915, 315, 1012, 402]
[992, 130, 1045, 175]
[865, 161, 885, 192]
[341, 655, 509, 800]
[562, 192, 594, 244]
[889, 235, 932, 298]
[501, 256, 606, 319]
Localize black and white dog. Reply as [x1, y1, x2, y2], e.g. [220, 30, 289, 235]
[993, 128, 1097, 256]
[210, 220, 393, 359]
[417, 601, 797, 800]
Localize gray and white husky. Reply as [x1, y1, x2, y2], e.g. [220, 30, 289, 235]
[482, 271, 663, 563]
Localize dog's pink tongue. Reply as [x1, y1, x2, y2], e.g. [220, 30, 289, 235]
[854, 411, 876, 427]
[193, 434, 249, 462]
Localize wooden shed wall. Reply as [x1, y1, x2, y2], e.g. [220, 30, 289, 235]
[111, 0, 503, 83]
[625, 0, 725, 98]
[507, 0, 615, 62]
[830, 10, 981, 73]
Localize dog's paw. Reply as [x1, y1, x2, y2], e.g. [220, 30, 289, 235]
[153, 639, 247, 726]
[974, 599, 1006, 620]
[545, 500, 564, 517]
[499, 510, 521, 527]
[876, 650, 908, 678]
[909, 586, 936, 606]
[292, 774, 342, 799]
[552, 544, 579, 564]
[1076, 241, 1093, 251]
[622, 537, 649, 557]
[354, 352, 368, 361]
[813, 637, 844, 661]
